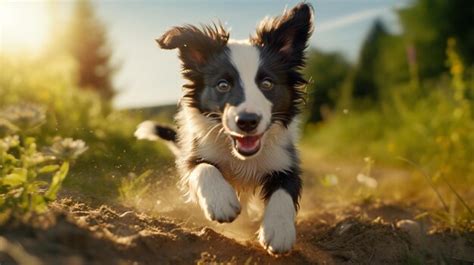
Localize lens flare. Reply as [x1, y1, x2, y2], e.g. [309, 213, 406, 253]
[0, 1, 49, 53]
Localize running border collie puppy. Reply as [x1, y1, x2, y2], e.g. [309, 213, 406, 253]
[135, 3, 313, 254]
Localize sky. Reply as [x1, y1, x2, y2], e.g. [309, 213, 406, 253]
[0, 0, 407, 109]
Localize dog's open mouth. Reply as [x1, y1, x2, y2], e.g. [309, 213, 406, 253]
[231, 134, 262, 157]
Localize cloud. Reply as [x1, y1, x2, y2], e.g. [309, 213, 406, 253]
[316, 7, 391, 33]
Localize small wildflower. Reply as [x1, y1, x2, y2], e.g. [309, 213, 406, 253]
[364, 156, 374, 164]
[0, 104, 46, 131]
[321, 174, 339, 187]
[24, 152, 54, 167]
[356, 173, 378, 188]
[43, 137, 88, 160]
[0, 135, 20, 152]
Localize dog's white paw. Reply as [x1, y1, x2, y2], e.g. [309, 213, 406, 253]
[258, 189, 296, 255]
[259, 216, 296, 254]
[189, 164, 241, 223]
[199, 179, 241, 223]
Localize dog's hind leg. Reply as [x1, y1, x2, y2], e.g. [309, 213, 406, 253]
[187, 163, 241, 223]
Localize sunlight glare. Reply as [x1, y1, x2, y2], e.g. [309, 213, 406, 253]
[0, 1, 50, 53]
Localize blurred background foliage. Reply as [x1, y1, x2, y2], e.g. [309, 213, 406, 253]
[0, 0, 174, 203]
[0, 0, 473, 222]
[304, 0, 474, 219]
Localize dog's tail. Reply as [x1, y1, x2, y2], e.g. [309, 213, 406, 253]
[134, 121, 180, 156]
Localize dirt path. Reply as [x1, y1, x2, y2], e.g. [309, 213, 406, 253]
[1, 149, 473, 264]
[1, 196, 473, 265]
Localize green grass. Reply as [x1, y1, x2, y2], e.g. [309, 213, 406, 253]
[0, 53, 174, 201]
[303, 55, 474, 224]
[0, 102, 90, 223]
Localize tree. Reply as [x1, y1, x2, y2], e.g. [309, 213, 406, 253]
[304, 49, 351, 122]
[350, 19, 389, 102]
[398, 0, 474, 78]
[67, 0, 116, 100]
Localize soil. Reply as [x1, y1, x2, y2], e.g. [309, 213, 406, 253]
[1, 150, 474, 264]
[1, 196, 473, 265]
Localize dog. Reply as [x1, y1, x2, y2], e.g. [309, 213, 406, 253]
[135, 3, 313, 255]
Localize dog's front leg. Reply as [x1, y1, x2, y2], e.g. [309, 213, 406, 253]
[259, 168, 301, 255]
[188, 163, 241, 223]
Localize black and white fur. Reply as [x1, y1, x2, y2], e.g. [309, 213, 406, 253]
[135, 3, 313, 255]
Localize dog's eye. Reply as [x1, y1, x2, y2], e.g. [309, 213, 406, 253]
[216, 79, 231, 92]
[260, 78, 274, 91]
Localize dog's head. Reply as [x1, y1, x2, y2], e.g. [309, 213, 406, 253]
[157, 3, 313, 159]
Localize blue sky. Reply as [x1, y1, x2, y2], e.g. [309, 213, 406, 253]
[95, 0, 406, 108]
[0, 0, 406, 108]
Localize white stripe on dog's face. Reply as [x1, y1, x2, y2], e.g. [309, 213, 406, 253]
[225, 42, 272, 136]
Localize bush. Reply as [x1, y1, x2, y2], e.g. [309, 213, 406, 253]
[0, 104, 87, 223]
[0, 53, 174, 199]
[304, 40, 474, 204]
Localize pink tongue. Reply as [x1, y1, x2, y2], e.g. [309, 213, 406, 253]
[237, 136, 259, 150]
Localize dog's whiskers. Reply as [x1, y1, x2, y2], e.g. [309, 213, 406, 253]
[202, 123, 221, 141]
[271, 113, 291, 124]
[204, 111, 222, 116]
[204, 112, 223, 122]
[216, 127, 226, 142]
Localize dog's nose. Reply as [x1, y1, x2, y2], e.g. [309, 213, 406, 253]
[235, 112, 261, 133]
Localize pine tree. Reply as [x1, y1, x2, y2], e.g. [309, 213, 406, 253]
[351, 19, 389, 101]
[67, 0, 115, 100]
[304, 49, 351, 122]
[398, 0, 474, 78]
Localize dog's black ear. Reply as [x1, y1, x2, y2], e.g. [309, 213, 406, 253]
[156, 24, 229, 67]
[253, 3, 313, 66]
